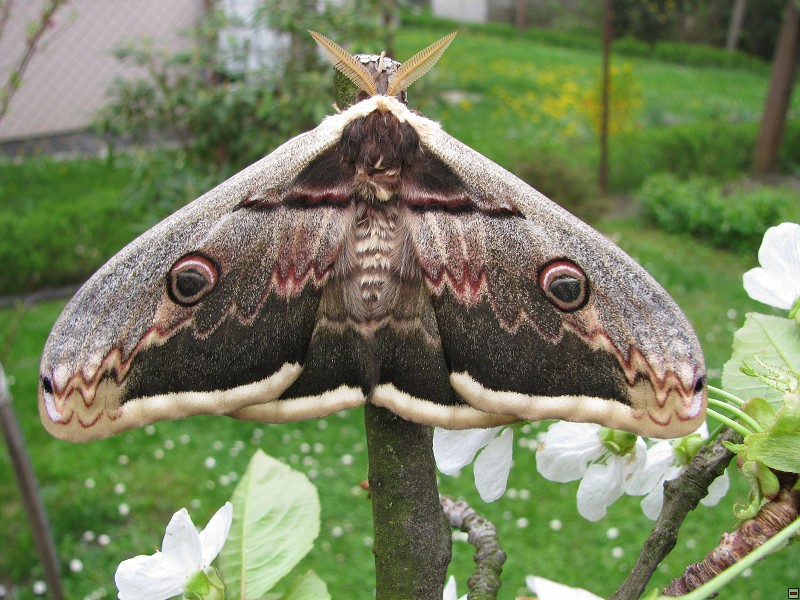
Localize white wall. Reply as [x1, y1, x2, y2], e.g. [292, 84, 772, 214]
[431, 0, 490, 23]
[0, 0, 199, 142]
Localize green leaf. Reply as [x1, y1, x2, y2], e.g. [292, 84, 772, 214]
[739, 432, 800, 473]
[734, 460, 767, 520]
[184, 567, 226, 600]
[722, 313, 800, 406]
[280, 571, 331, 600]
[219, 450, 320, 600]
[774, 392, 800, 433]
[742, 397, 778, 430]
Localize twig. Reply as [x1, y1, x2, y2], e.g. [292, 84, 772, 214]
[611, 428, 742, 600]
[441, 495, 506, 600]
[663, 474, 800, 595]
[0, 0, 68, 123]
[0, 0, 15, 45]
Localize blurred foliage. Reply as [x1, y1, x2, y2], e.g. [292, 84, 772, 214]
[637, 173, 800, 253]
[513, 152, 604, 222]
[611, 0, 787, 60]
[609, 119, 800, 191]
[97, 0, 404, 217]
[402, 8, 769, 71]
[4, 23, 799, 297]
[736, 0, 788, 60]
[612, 0, 680, 43]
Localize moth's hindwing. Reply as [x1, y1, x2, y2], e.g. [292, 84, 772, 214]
[39, 95, 705, 442]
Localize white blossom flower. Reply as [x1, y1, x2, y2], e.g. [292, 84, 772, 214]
[743, 222, 800, 310]
[115, 502, 232, 600]
[433, 426, 513, 502]
[627, 426, 730, 520]
[526, 575, 604, 600]
[536, 422, 646, 521]
[442, 575, 467, 600]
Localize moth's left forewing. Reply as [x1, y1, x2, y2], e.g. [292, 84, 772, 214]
[39, 112, 364, 442]
[408, 122, 706, 439]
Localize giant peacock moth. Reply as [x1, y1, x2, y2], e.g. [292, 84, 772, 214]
[38, 32, 706, 442]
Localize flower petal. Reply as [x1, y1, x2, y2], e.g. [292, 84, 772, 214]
[744, 222, 800, 309]
[624, 440, 674, 495]
[160, 508, 202, 574]
[638, 464, 681, 520]
[526, 575, 604, 600]
[576, 458, 625, 521]
[434, 427, 501, 475]
[474, 428, 513, 502]
[199, 502, 233, 567]
[743, 267, 795, 309]
[443, 575, 458, 600]
[115, 552, 186, 600]
[700, 470, 730, 507]
[536, 422, 603, 482]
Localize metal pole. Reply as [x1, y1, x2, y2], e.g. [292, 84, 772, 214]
[0, 363, 65, 600]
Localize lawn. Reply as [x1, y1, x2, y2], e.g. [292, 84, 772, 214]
[1, 20, 799, 600]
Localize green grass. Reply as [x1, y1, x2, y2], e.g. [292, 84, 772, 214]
[395, 26, 800, 197]
[2, 22, 799, 600]
[394, 26, 799, 176]
[0, 158, 140, 295]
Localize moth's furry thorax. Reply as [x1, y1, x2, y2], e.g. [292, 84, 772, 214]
[343, 110, 421, 202]
[337, 110, 422, 326]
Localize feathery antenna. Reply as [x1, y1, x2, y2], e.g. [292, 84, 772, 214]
[387, 32, 457, 96]
[309, 30, 378, 97]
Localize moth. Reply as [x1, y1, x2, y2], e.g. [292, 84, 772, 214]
[39, 32, 706, 442]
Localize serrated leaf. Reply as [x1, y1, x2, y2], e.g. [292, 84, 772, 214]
[740, 432, 800, 473]
[721, 313, 800, 406]
[280, 571, 330, 600]
[219, 450, 320, 600]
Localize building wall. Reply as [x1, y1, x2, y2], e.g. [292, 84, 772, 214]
[0, 0, 200, 143]
[431, 0, 519, 24]
[431, 0, 490, 23]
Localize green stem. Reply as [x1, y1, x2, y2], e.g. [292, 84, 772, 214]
[707, 398, 762, 433]
[706, 408, 752, 438]
[706, 421, 724, 440]
[707, 385, 745, 407]
[655, 516, 800, 600]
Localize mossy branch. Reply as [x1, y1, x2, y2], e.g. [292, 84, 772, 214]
[364, 403, 451, 599]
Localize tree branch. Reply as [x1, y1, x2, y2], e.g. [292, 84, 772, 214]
[441, 495, 506, 600]
[664, 474, 800, 595]
[365, 403, 451, 599]
[611, 428, 742, 600]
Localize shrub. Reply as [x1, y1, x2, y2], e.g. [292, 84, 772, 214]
[637, 173, 789, 253]
[514, 151, 607, 223]
[610, 121, 753, 192]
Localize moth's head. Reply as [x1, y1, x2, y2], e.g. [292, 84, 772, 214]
[309, 30, 456, 109]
